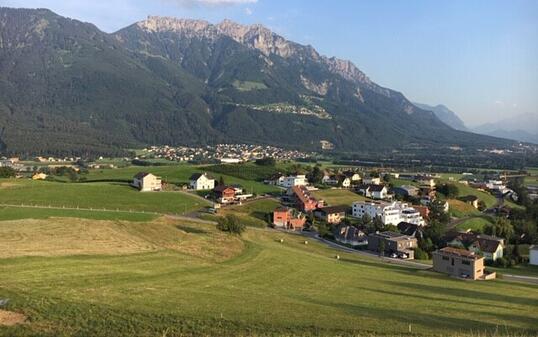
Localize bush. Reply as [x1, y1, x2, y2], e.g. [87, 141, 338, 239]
[413, 247, 429, 260]
[217, 214, 246, 235]
[0, 167, 16, 178]
[495, 257, 509, 268]
[255, 157, 276, 166]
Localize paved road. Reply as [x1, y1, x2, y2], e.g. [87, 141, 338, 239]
[502, 274, 538, 285]
[283, 229, 432, 270]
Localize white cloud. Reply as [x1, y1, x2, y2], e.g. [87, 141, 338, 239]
[244, 7, 253, 15]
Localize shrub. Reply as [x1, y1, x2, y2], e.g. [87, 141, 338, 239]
[413, 247, 429, 260]
[217, 214, 246, 235]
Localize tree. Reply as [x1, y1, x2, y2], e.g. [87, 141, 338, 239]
[414, 246, 429, 260]
[438, 183, 459, 199]
[360, 213, 372, 227]
[0, 167, 16, 178]
[423, 220, 447, 248]
[378, 240, 385, 257]
[307, 165, 324, 185]
[218, 176, 225, 186]
[487, 217, 514, 241]
[216, 214, 246, 235]
[384, 224, 398, 233]
[372, 216, 384, 231]
[429, 200, 450, 224]
[255, 157, 276, 166]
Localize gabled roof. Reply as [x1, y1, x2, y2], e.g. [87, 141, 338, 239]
[471, 239, 502, 254]
[438, 247, 480, 259]
[213, 185, 235, 193]
[316, 205, 349, 215]
[134, 172, 151, 179]
[397, 222, 420, 236]
[369, 184, 387, 192]
[190, 172, 214, 181]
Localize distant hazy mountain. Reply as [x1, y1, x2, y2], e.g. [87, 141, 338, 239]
[0, 7, 513, 155]
[412, 102, 468, 131]
[471, 113, 538, 144]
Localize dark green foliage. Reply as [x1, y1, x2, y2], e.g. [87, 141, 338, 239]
[428, 199, 450, 224]
[307, 165, 324, 184]
[486, 217, 514, 241]
[0, 167, 16, 178]
[0, 8, 515, 156]
[438, 183, 459, 199]
[255, 157, 276, 166]
[413, 246, 429, 260]
[217, 214, 246, 235]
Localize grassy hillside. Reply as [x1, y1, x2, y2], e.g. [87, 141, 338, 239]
[86, 165, 280, 194]
[0, 217, 537, 336]
[0, 206, 156, 222]
[0, 179, 208, 215]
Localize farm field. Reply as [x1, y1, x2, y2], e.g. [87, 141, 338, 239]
[0, 179, 208, 215]
[311, 189, 367, 206]
[0, 217, 537, 337]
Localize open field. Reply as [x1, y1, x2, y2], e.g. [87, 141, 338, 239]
[218, 199, 280, 227]
[0, 179, 208, 215]
[311, 189, 367, 206]
[86, 164, 280, 194]
[0, 218, 537, 337]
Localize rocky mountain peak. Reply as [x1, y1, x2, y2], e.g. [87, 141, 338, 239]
[137, 16, 211, 34]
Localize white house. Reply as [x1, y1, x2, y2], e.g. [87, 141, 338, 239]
[530, 245, 538, 266]
[352, 201, 425, 226]
[133, 172, 162, 192]
[189, 173, 215, 190]
[280, 174, 307, 188]
[343, 171, 361, 182]
[369, 185, 388, 199]
[363, 177, 381, 185]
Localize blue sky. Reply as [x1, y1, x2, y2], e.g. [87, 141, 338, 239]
[1, 0, 537, 126]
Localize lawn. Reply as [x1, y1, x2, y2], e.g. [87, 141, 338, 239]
[311, 189, 366, 206]
[0, 217, 537, 336]
[86, 164, 280, 194]
[455, 216, 493, 232]
[0, 179, 208, 215]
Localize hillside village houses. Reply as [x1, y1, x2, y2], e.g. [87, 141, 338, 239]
[132, 172, 162, 192]
[368, 231, 418, 259]
[356, 184, 389, 200]
[432, 247, 495, 280]
[313, 205, 348, 224]
[444, 230, 505, 261]
[363, 176, 381, 185]
[189, 172, 215, 190]
[352, 201, 426, 226]
[272, 207, 306, 231]
[281, 174, 307, 188]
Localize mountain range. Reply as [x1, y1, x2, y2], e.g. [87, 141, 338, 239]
[0, 7, 514, 156]
[413, 102, 538, 145]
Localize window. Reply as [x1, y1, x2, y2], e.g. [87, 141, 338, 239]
[462, 260, 470, 265]
[442, 256, 449, 261]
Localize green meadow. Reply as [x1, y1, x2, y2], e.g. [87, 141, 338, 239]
[86, 164, 280, 194]
[0, 217, 537, 337]
[0, 179, 208, 215]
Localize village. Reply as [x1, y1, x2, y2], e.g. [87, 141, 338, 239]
[127, 163, 538, 281]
